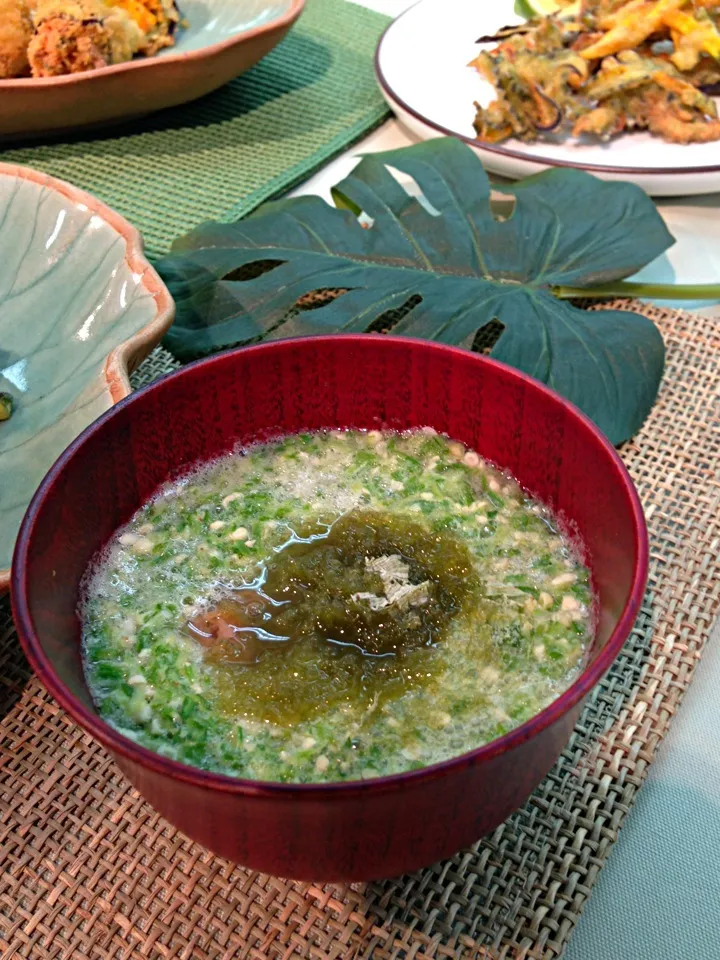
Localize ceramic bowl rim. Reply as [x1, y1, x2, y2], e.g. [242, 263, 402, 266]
[0, 163, 175, 591]
[11, 335, 649, 798]
[0, 0, 305, 90]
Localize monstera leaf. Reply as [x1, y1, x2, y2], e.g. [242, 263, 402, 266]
[158, 138, 673, 444]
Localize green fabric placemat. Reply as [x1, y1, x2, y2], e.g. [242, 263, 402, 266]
[0, 0, 390, 259]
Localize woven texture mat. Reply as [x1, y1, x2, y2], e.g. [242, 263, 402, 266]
[0, 0, 390, 260]
[2, 302, 720, 959]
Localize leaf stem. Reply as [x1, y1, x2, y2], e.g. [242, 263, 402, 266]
[553, 281, 720, 301]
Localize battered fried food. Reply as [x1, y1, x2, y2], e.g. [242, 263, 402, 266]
[0, 0, 181, 78]
[470, 0, 720, 145]
[0, 0, 33, 78]
[580, 0, 686, 59]
[664, 8, 720, 69]
[683, 54, 720, 87]
[641, 86, 720, 138]
[28, 0, 142, 76]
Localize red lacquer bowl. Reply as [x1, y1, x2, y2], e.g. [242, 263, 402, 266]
[12, 336, 647, 882]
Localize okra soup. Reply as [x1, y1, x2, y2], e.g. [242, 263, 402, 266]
[82, 429, 594, 783]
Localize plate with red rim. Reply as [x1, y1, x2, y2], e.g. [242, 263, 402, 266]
[375, 0, 720, 196]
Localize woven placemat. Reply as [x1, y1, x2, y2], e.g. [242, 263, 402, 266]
[2, 301, 719, 959]
[0, 0, 390, 259]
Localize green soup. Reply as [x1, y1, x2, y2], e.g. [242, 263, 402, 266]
[82, 429, 592, 782]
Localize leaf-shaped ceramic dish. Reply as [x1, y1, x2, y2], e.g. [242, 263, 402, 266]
[0, 164, 174, 591]
[0, 0, 304, 139]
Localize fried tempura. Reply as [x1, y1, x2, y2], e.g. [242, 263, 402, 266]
[472, 0, 720, 146]
[639, 87, 720, 139]
[0, 0, 33, 79]
[580, 0, 686, 60]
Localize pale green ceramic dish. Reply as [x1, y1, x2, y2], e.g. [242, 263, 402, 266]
[0, 0, 305, 138]
[0, 165, 175, 591]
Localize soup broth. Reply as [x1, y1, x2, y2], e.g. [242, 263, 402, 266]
[82, 429, 593, 783]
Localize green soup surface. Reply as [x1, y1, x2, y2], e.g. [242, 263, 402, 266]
[82, 429, 593, 782]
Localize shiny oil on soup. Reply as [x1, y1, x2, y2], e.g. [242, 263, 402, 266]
[81, 429, 593, 783]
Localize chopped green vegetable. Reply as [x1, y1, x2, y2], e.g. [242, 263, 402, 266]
[82, 429, 592, 784]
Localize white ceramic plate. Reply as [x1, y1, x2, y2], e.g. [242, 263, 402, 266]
[375, 0, 720, 196]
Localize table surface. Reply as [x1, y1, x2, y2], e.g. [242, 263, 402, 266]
[294, 3, 720, 956]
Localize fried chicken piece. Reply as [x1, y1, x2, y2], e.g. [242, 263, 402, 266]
[0, 0, 33, 78]
[28, 15, 112, 76]
[27, 0, 142, 76]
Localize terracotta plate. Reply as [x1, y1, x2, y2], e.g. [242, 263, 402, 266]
[0, 0, 304, 139]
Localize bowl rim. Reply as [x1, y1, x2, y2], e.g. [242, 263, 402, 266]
[0, 0, 305, 90]
[0, 162, 175, 593]
[11, 335, 649, 798]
